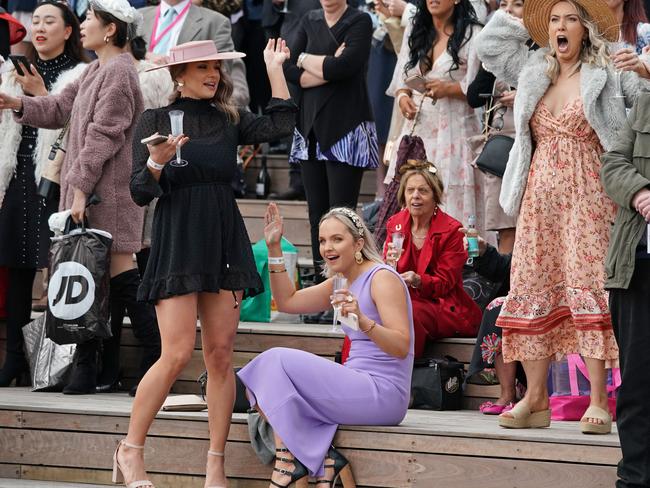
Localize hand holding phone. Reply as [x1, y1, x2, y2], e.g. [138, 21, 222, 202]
[404, 74, 427, 94]
[141, 133, 169, 146]
[9, 55, 32, 77]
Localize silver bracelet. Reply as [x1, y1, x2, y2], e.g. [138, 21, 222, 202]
[297, 52, 308, 69]
[268, 256, 285, 265]
[146, 157, 165, 171]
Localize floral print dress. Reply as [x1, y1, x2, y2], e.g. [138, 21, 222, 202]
[386, 23, 483, 229]
[496, 99, 619, 365]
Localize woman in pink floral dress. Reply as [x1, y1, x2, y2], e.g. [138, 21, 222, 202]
[475, 0, 650, 433]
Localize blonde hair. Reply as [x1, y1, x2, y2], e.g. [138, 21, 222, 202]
[544, 0, 610, 82]
[397, 160, 445, 208]
[168, 62, 240, 123]
[318, 207, 384, 278]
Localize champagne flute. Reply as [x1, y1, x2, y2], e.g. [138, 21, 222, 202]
[390, 231, 405, 269]
[169, 110, 188, 167]
[331, 274, 348, 333]
[610, 40, 629, 99]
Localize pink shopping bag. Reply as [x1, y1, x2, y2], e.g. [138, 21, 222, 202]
[549, 354, 620, 421]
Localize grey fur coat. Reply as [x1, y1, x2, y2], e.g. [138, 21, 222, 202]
[475, 10, 649, 216]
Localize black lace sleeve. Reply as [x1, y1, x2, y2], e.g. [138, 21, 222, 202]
[238, 98, 297, 146]
[130, 109, 170, 207]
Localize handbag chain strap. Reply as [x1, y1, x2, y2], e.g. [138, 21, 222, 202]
[408, 96, 426, 137]
[54, 118, 71, 148]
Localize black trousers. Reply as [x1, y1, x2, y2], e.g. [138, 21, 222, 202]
[3, 267, 35, 366]
[301, 155, 364, 266]
[610, 259, 650, 488]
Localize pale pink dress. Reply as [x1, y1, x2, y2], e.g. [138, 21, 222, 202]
[496, 99, 619, 364]
[386, 23, 483, 229]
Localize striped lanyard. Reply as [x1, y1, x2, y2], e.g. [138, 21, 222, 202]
[149, 1, 191, 52]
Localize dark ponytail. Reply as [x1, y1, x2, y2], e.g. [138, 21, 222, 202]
[130, 35, 146, 61]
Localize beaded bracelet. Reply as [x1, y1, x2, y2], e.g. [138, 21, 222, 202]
[269, 268, 287, 274]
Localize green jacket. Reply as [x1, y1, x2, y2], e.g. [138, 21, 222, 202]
[601, 93, 650, 289]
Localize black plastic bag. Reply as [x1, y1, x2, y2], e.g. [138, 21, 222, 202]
[46, 226, 113, 344]
[410, 356, 465, 411]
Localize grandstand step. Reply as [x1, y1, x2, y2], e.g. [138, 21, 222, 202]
[0, 480, 109, 488]
[0, 319, 496, 408]
[0, 388, 620, 488]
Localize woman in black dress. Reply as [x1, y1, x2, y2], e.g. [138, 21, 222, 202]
[117, 39, 296, 488]
[0, 1, 87, 387]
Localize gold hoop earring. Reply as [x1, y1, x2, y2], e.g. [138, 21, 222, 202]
[354, 251, 364, 265]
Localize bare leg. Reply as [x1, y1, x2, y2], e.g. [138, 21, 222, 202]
[198, 290, 243, 488]
[110, 251, 137, 278]
[118, 294, 198, 484]
[497, 228, 515, 255]
[500, 357, 551, 418]
[494, 355, 517, 405]
[583, 357, 609, 424]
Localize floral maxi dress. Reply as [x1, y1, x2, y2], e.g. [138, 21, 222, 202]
[496, 99, 619, 365]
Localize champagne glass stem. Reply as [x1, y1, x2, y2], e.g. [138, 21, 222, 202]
[176, 146, 182, 166]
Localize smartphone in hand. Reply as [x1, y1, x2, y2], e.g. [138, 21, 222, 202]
[8, 55, 32, 77]
[404, 74, 428, 94]
[141, 134, 169, 146]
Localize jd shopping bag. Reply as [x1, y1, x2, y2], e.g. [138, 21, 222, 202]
[240, 237, 299, 323]
[46, 225, 113, 344]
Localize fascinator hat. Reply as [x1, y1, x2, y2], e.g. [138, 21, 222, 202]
[523, 0, 619, 47]
[89, 0, 143, 40]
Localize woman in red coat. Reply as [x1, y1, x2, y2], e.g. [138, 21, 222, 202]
[384, 160, 482, 357]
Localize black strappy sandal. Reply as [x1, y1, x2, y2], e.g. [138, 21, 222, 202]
[271, 447, 309, 488]
[315, 447, 356, 488]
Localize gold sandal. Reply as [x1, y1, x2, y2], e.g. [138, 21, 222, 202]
[498, 400, 551, 429]
[580, 405, 612, 435]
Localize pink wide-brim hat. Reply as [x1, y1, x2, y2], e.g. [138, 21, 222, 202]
[146, 40, 245, 71]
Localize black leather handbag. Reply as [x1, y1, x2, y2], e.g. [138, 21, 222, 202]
[475, 134, 514, 179]
[410, 356, 465, 411]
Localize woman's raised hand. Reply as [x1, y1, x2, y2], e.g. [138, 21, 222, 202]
[264, 202, 284, 246]
[16, 65, 47, 97]
[0, 92, 23, 111]
[147, 133, 189, 168]
[264, 38, 290, 70]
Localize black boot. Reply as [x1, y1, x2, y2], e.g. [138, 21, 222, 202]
[63, 339, 98, 394]
[96, 296, 125, 393]
[111, 269, 161, 396]
[0, 268, 35, 387]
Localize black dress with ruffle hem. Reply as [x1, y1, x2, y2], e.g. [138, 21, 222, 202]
[130, 97, 297, 303]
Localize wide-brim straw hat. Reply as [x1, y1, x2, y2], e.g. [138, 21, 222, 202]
[146, 40, 245, 71]
[523, 0, 619, 47]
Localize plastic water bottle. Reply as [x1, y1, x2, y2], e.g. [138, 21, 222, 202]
[466, 215, 479, 259]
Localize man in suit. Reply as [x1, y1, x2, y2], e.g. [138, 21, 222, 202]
[139, 0, 250, 107]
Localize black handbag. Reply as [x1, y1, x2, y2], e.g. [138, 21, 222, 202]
[475, 134, 514, 178]
[410, 356, 465, 411]
[198, 368, 250, 413]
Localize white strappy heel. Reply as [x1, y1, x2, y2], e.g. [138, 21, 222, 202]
[206, 450, 226, 488]
[112, 440, 155, 488]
